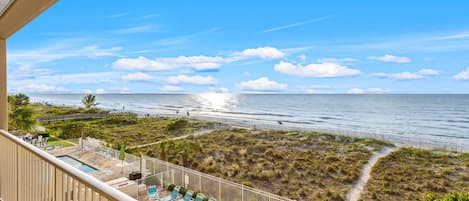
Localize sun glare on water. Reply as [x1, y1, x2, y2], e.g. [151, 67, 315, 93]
[194, 93, 237, 111]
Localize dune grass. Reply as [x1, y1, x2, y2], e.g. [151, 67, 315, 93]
[361, 147, 469, 201]
[136, 128, 388, 201]
[37, 103, 219, 147]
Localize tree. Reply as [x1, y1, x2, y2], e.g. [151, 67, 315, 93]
[177, 139, 202, 167]
[14, 93, 30, 106]
[8, 94, 36, 132]
[82, 94, 98, 109]
[10, 107, 36, 132]
[158, 140, 175, 161]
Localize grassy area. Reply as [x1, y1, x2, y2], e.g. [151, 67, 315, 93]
[135, 128, 389, 201]
[36, 104, 468, 201]
[37, 104, 220, 147]
[361, 147, 469, 201]
[30, 103, 108, 117]
[47, 136, 75, 148]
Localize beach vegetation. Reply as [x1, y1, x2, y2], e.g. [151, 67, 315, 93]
[82, 94, 98, 109]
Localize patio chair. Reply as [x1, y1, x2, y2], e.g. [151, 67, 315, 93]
[161, 186, 180, 201]
[195, 193, 205, 201]
[147, 185, 159, 201]
[180, 190, 193, 201]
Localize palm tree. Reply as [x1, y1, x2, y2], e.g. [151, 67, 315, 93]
[82, 94, 98, 109]
[177, 139, 202, 167]
[158, 140, 175, 161]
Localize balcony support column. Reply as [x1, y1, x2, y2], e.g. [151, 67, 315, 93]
[0, 39, 6, 130]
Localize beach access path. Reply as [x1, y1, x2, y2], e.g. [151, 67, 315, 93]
[346, 146, 397, 201]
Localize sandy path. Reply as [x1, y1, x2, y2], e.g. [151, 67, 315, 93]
[346, 146, 396, 201]
[128, 128, 219, 149]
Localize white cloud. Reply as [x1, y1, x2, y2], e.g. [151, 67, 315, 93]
[35, 72, 120, 84]
[209, 87, 230, 93]
[95, 88, 106, 94]
[8, 41, 122, 66]
[373, 72, 423, 80]
[317, 57, 357, 63]
[8, 66, 52, 79]
[121, 72, 154, 81]
[114, 25, 158, 34]
[82, 89, 93, 94]
[347, 88, 390, 94]
[453, 67, 469, 80]
[120, 87, 132, 94]
[418, 69, 440, 76]
[303, 85, 332, 94]
[368, 54, 411, 63]
[373, 69, 440, 80]
[159, 85, 184, 92]
[298, 54, 307, 62]
[237, 77, 287, 91]
[305, 88, 322, 94]
[431, 32, 469, 41]
[274, 61, 360, 78]
[367, 88, 390, 94]
[167, 75, 218, 85]
[347, 88, 365, 94]
[112, 47, 285, 71]
[234, 47, 285, 59]
[113, 56, 226, 71]
[19, 84, 67, 93]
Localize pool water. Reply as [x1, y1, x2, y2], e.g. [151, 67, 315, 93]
[57, 155, 98, 174]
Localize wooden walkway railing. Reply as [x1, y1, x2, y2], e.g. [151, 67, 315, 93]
[38, 114, 109, 122]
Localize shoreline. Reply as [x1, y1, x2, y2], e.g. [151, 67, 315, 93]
[35, 102, 469, 152]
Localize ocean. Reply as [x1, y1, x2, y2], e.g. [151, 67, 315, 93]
[29, 94, 469, 151]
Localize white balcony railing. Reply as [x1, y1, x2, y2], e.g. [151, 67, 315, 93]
[0, 129, 136, 201]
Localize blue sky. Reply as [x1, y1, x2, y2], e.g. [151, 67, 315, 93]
[6, 0, 469, 94]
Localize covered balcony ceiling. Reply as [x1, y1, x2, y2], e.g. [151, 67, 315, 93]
[0, 0, 56, 39]
[0, 0, 13, 16]
[0, 0, 14, 16]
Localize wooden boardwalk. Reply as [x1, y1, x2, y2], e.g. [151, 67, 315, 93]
[38, 113, 109, 122]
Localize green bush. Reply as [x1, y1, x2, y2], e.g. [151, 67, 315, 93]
[167, 184, 175, 191]
[422, 192, 469, 201]
[166, 119, 189, 131]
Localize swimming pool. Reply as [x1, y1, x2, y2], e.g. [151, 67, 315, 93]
[57, 155, 98, 174]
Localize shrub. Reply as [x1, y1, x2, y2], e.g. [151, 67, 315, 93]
[179, 186, 187, 196]
[166, 119, 189, 131]
[421, 192, 469, 201]
[167, 184, 175, 191]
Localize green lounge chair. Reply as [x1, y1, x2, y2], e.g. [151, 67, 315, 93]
[147, 185, 158, 200]
[208, 197, 217, 201]
[162, 186, 180, 201]
[180, 190, 193, 201]
[195, 193, 205, 201]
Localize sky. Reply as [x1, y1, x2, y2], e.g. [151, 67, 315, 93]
[6, 0, 469, 94]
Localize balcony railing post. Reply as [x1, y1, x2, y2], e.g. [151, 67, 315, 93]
[0, 39, 7, 131]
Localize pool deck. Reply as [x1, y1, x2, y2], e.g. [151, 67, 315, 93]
[48, 146, 152, 201]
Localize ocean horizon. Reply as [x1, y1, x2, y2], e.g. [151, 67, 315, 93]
[28, 93, 469, 151]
